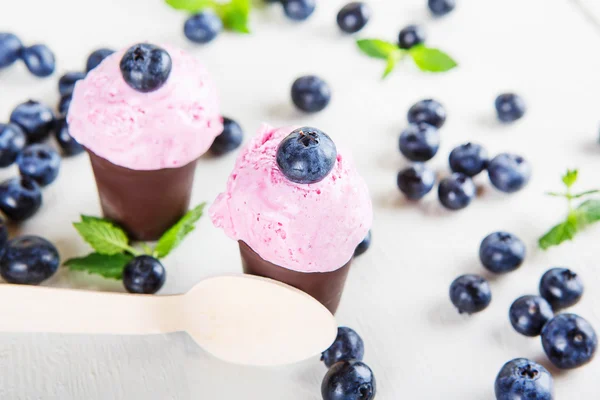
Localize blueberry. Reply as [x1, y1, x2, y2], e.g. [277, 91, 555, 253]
[321, 360, 376, 400]
[291, 75, 331, 113]
[282, 0, 316, 21]
[494, 358, 553, 400]
[398, 25, 426, 50]
[0, 33, 23, 68]
[399, 122, 440, 162]
[541, 313, 597, 369]
[407, 99, 446, 128]
[448, 143, 488, 177]
[0, 177, 42, 221]
[9, 100, 55, 143]
[276, 127, 337, 184]
[449, 274, 491, 314]
[120, 44, 172, 93]
[123, 255, 166, 294]
[321, 327, 365, 367]
[0, 216, 7, 251]
[479, 232, 526, 274]
[509, 296, 554, 337]
[17, 144, 60, 187]
[397, 163, 436, 200]
[58, 71, 86, 96]
[438, 173, 475, 210]
[354, 230, 371, 257]
[86, 48, 115, 72]
[20, 44, 55, 77]
[336, 2, 371, 34]
[58, 94, 72, 116]
[495, 93, 526, 123]
[539, 268, 583, 310]
[428, 0, 456, 17]
[210, 117, 244, 156]
[184, 11, 223, 44]
[0, 123, 26, 167]
[54, 118, 84, 156]
[488, 153, 531, 193]
[0, 236, 59, 284]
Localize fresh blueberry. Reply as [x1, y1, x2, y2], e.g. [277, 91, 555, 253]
[337, 2, 371, 34]
[184, 12, 222, 44]
[120, 44, 172, 93]
[0, 177, 42, 221]
[20, 44, 55, 77]
[58, 71, 85, 96]
[449, 274, 491, 314]
[539, 268, 584, 310]
[407, 99, 446, 128]
[123, 255, 166, 294]
[0, 216, 7, 251]
[86, 48, 115, 72]
[0, 33, 23, 68]
[54, 118, 84, 156]
[10, 100, 55, 143]
[17, 144, 61, 187]
[479, 232, 526, 274]
[282, 0, 316, 21]
[210, 117, 244, 156]
[488, 153, 531, 193]
[58, 94, 72, 116]
[291, 75, 331, 113]
[398, 25, 426, 50]
[438, 173, 475, 210]
[399, 122, 440, 162]
[509, 295, 554, 337]
[495, 93, 526, 123]
[0, 236, 59, 284]
[321, 327, 365, 367]
[354, 230, 371, 257]
[541, 313, 597, 369]
[0, 123, 26, 167]
[494, 358, 553, 400]
[321, 360, 376, 400]
[397, 163, 436, 200]
[448, 143, 488, 177]
[276, 127, 337, 184]
[428, 0, 456, 17]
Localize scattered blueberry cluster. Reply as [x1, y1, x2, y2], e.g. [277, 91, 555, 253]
[0, 33, 55, 77]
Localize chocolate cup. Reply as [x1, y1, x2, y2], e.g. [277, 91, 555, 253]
[238, 241, 351, 314]
[87, 150, 197, 241]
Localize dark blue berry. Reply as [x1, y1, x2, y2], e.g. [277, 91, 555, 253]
[321, 360, 376, 400]
[20, 44, 55, 77]
[399, 122, 440, 162]
[0, 123, 26, 167]
[541, 313, 597, 369]
[86, 48, 115, 72]
[184, 11, 223, 44]
[407, 99, 446, 128]
[438, 173, 475, 210]
[449, 274, 491, 314]
[398, 25, 426, 50]
[495, 93, 526, 123]
[282, 0, 316, 21]
[120, 44, 172, 93]
[337, 2, 371, 34]
[428, 0, 456, 17]
[539, 268, 583, 310]
[488, 153, 531, 193]
[0, 177, 42, 221]
[17, 144, 61, 187]
[10, 100, 56, 143]
[58, 71, 85, 96]
[494, 358, 553, 400]
[210, 117, 244, 156]
[0, 216, 7, 251]
[54, 118, 84, 156]
[354, 230, 371, 257]
[291, 75, 331, 113]
[58, 94, 72, 116]
[449, 142, 488, 177]
[397, 163, 436, 200]
[123, 255, 166, 294]
[0, 236, 59, 284]
[276, 127, 337, 184]
[0, 33, 23, 68]
[321, 327, 365, 367]
[479, 232, 526, 274]
[509, 296, 554, 337]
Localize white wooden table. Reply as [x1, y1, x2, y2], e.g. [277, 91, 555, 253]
[1, 0, 599, 398]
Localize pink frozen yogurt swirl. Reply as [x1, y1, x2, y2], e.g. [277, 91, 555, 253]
[210, 125, 373, 273]
[67, 45, 222, 170]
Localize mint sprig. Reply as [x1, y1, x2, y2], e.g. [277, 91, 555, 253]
[166, 0, 251, 34]
[154, 203, 206, 258]
[65, 253, 134, 280]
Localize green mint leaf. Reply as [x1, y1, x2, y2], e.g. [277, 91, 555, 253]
[154, 203, 206, 258]
[73, 216, 133, 256]
[357, 39, 400, 60]
[64, 253, 133, 280]
[562, 169, 578, 188]
[572, 189, 600, 199]
[382, 51, 402, 79]
[409, 45, 458, 72]
[165, 0, 217, 12]
[223, 8, 250, 33]
[539, 214, 579, 250]
[576, 199, 600, 225]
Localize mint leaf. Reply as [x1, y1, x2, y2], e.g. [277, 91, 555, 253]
[409, 45, 458, 72]
[165, 0, 216, 12]
[64, 253, 133, 280]
[223, 8, 250, 33]
[576, 199, 600, 225]
[73, 216, 135, 256]
[154, 203, 206, 258]
[539, 214, 579, 250]
[562, 169, 578, 188]
[382, 51, 403, 79]
[572, 189, 600, 199]
[357, 39, 400, 60]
